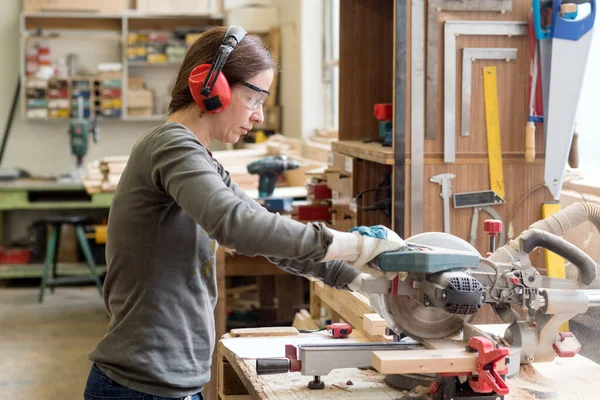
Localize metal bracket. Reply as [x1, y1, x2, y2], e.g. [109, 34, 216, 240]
[425, 0, 513, 140]
[443, 21, 527, 162]
[461, 48, 518, 138]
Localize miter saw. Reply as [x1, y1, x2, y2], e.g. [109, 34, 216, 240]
[256, 202, 600, 399]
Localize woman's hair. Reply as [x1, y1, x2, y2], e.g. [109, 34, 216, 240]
[168, 26, 276, 114]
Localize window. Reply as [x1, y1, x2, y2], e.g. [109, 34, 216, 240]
[322, 0, 340, 133]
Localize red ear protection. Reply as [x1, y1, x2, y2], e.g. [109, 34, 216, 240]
[188, 64, 231, 113]
[188, 25, 247, 114]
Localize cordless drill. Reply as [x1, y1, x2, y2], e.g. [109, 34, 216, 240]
[247, 156, 300, 198]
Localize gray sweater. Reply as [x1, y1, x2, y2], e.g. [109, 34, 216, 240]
[88, 122, 360, 397]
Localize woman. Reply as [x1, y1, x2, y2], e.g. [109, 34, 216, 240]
[84, 26, 403, 400]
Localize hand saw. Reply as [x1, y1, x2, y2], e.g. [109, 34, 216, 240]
[545, 0, 595, 200]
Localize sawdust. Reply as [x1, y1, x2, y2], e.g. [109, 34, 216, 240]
[507, 365, 559, 400]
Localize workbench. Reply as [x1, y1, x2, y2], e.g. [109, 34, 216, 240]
[0, 179, 113, 279]
[216, 327, 600, 400]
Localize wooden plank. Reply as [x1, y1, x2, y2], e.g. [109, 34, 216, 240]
[312, 281, 392, 342]
[372, 348, 506, 374]
[362, 313, 387, 336]
[229, 327, 299, 338]
[332, 141, 394, 165]
[292, 309, 319, 331]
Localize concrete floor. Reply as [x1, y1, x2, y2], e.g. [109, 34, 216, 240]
[0, 286, 107, 400]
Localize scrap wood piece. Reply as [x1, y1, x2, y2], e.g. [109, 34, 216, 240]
[229, 327, 299, 338]
[292, 309, 319, 331]
[362, 313, 387, 336]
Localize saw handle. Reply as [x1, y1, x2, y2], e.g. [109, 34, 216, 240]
[520, 228, 597, 286]
[552, 0, 596, 41]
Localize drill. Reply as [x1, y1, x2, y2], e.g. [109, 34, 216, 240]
[70, 96, 98, 167]
[247, 156, 300, 198]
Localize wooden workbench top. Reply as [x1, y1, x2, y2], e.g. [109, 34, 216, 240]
[219, 330, 600, 399]
[219, 331, 406, 399]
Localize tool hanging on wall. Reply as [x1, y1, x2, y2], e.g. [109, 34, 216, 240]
[430, 173, 455, 233]
[483, 66, 505, 201]
[525, 12, 544, 163]
[544, 0, 595, 200]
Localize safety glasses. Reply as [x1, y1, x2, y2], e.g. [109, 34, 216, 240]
[238, 81, 270, 111]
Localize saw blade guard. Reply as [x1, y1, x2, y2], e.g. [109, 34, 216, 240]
[374, 232, 482, 340]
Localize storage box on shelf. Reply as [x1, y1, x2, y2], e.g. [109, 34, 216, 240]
[23, 0, 128, 14]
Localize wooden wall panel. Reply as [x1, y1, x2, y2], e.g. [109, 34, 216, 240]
[402, 0, 555, 264]
[421, 160, 547, 266]
[339, 0, 394, 141]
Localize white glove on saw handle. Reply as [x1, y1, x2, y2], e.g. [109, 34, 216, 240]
[321, 225, 406, 279]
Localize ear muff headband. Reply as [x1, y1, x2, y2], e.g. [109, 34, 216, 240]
[188, 25, 247, 113]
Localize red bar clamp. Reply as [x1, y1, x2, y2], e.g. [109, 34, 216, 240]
[467, 336, 510, 395]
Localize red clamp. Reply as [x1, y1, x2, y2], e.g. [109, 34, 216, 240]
[467, 336, 510, 395]
[285, 344, 302, 372]
[327, 323, 352, 338]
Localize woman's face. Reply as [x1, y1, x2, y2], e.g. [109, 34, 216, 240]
[213, 69, 274, 144]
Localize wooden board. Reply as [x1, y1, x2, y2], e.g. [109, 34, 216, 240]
[229, 327, 299, 338]
[373, 348, 506, 374]
[312, 281, 392, 342]
[331, 141, 394, 165]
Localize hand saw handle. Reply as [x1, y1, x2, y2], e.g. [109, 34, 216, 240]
[553, 0, 596, 40]
[533, 0, 553, 39]
[520, 228, 597, 286]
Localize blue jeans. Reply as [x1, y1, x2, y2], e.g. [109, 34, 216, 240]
[84, 363, 204, 400]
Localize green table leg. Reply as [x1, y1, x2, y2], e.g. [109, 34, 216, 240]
[38, 225, 58, 303]
[75, 225, 103, 297]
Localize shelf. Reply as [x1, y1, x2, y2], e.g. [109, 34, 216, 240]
[128, 61, 181, 67]
[23, 11, 223, 19]
[124, 114, 166, 121]
[331, 140, 394, 165]
[0, 263, 107, 279]
[23, 35, 123, 42]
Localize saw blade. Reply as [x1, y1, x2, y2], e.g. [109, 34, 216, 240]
[375, 232, 481, 340]
[377, 294, 473, 340]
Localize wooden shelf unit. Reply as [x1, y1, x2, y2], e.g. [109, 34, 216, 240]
[20, 11, 223, 121]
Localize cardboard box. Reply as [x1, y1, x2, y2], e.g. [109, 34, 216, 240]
[24, 0, 128, 13]
[224, 0, 272, 10]
[128, 89, 154, 109]
[225, 6, 278, 33]
[136, 0, 221, 14]
[128, 76, 145, 89]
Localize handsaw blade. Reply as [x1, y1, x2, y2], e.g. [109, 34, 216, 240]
[545, 30, 593, 199]
[379, 294, 473, 340]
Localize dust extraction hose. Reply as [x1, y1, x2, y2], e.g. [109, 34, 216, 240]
[489, 202, 600, 276]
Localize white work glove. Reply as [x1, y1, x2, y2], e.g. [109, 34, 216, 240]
[322, 225, 406, 279]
